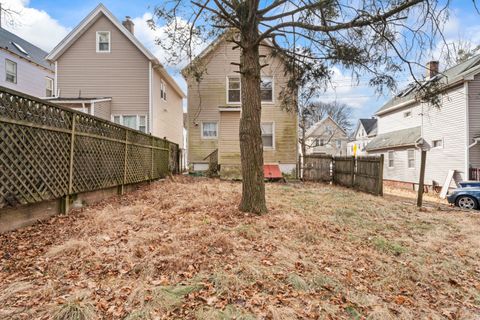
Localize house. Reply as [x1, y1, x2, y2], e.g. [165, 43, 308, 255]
[347, 118, 377, 156]
[304, 116, 348, 156]
[44, 4, 186, 147]
[366, 57, 480, 189]
[183, 33, 298, 178]
[0, 28, 54, 97]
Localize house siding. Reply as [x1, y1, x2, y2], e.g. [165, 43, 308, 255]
[56, 15, 149, 117]
[305, 117, 348, 156]
[185, 39, 297, 172]
[468, 75, 480, 169]
[0, 49, 54, 97]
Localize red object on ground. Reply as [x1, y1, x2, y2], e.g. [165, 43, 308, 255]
[264, 164, 283, 179]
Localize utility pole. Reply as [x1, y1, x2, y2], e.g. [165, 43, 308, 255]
[417, 149, 427, 207]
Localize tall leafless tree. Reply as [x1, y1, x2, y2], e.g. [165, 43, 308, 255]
[150, 0, 462, 214]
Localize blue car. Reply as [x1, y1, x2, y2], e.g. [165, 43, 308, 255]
[447, 181, 480, 209]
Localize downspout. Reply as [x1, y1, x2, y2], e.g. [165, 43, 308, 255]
[465, 81, 470, 179]
[149, 61, 153, 134]
[54, 61, 58, 97]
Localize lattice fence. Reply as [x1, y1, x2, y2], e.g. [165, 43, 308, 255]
[0, 86, 178, 209]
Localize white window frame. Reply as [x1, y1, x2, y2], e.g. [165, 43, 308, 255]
[96, 31, 111, 53]
[5, 59, 17, 84]
[388, 150, 395, 168]
[432, 139, 443, 149]
[201, 121, 218, 139]
[260, 76, 274, 103]
[160, 80, 167, 101]
[407, 149, 415, 169]
[403, 110, 412, 118]
[226, 76, 241, 104]
[45, 77, 54, 97]
[261, 122, 275, 149]
[111, 114, 148, 133]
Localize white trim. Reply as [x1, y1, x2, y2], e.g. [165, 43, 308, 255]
[201, 121, 218, 139]
[54, 61, 58, 97]
[261, 121, 275, 149]
[226, 75, 241, 105]
[387, 150, 395, 168]
[149, 61, 153, 134]
[218, 107, 241, 112]
[465, 81, 469, 177]
[91, 101, 95, 116]
[96, 31, 111, 53]
[43, 98, 112, 104]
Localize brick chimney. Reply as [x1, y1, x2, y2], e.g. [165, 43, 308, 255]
[122, 16, 134, 34]
[426, 60, 439, 79]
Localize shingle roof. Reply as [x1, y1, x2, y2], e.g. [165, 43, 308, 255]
[0, 28, 52, 70]
[366, 126, 421, 151]
[359, 118, 377, 135]
[375, 55, 480, 115]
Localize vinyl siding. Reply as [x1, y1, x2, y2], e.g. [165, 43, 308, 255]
[152, 68, 184, 147]
[93, 100, 111, 120]
[186, 39, 297, 168]
[218, 111, 240, 164]
[376, 104, 422, 134]
[468, 74, 480, 168]
[369, 148, 420, 183]
[305, 117, 348, 156]
[56, 14, 149, 117]
[0, 49, 54, 97]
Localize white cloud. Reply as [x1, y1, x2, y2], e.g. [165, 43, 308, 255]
[1, 0, 70, 51]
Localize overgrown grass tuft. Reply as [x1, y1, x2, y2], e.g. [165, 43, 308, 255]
[52, 300, 94, 320]
[152, 283, 203, 309]
[372, 236, 407, 256]
[196, 304, 256, 320]
[287, 273, 310, 291]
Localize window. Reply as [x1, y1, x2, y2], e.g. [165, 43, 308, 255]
[336, 139, 342, 149]
[388, 151, 395, 168]
[45, 77, 54, 97]
[5, 59, 16, 83]
[202, 121, 218, 139]
[404, 111, 412, 118]
[432, 139, 443, 148]
[112, 115, 148, 132]
[227, 76, 241, 103]
[160, 81, 167, 100]
[261, 122, 274, 148]
[407, 149, 415, 168]
[96, 31, 111, 52]
[325, 125, 333, 135]
[260, 77, 273, 102]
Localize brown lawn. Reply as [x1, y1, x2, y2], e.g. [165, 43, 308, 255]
[0, 176, 479, 319]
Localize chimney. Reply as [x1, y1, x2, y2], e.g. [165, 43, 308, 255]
[122, 16, 134, 34]
[426, 60, 439, 79]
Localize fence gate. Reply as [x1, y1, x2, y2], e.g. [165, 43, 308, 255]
[332, 156, 355, 188]
[303, 155, 332, 182]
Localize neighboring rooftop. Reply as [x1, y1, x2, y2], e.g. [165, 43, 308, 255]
[359, 118, 377, 136]
[366, 126, 421, 151]
[0, 28, 53, 70]
[375, 55, 480, 115]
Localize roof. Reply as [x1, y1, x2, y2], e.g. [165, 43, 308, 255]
[305, 115, 347, 138]
[46, 3, 186, 98]
[0, 28, 53, 70]
[366, 126, 421, 151]
[359, 118, 377, 136]
[375, 55, 480, 115]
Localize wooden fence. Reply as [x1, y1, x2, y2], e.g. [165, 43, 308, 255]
[0, 86, 179, 212]
[302, 155, 384, 196]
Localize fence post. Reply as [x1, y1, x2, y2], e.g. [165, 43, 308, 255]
[118, 130, 128, 195]
[378, 154, 384, 196]
[61, 113, 77, 214]
[351, 156, 355, 188]
[151, 135, 155, 180]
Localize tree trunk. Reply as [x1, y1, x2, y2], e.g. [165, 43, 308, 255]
[238, 30, 267, 214]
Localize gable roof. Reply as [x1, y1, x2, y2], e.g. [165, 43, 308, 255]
[366, 126, 421, 151]
[46, 3, 185, 98]
[375, 54, 480, 116]
[359, 118, 377, 135]
[305, 115, 348, 138]
[0, 28, 53, 71]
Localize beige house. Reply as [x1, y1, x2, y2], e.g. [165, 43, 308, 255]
[183, 34, 298, 177]
[305, 116, 348, 156]
[45, 4, 186, 147]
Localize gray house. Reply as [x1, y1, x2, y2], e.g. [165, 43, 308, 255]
[367, 57, 480, 189]
[0, 28, 54, 97]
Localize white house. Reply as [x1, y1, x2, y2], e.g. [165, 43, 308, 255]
[305, 116, 349, 156]
[347, 118, 377, 156]
[0, 28, 54, 97]
[366, 58, 480, 189]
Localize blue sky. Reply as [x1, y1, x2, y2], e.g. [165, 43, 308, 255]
[4, 0, 480, 125]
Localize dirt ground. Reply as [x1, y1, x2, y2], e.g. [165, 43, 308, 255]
[0, 176, 479, 319]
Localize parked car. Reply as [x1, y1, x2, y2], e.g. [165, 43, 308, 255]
[447, 182, 480, 209]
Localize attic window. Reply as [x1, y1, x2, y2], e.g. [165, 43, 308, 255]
[11, 42, 28, 55]
[96, 31, 111, 53]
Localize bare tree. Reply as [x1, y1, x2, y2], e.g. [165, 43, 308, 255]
[0, 3, 20, 28]
[441, 39, 480, 68]
[150, 0, 458, 214]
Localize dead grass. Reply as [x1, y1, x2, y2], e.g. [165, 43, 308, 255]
[0, 176, 479, 319]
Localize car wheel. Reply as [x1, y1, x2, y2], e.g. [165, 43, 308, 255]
[456, 195, 478, 210]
